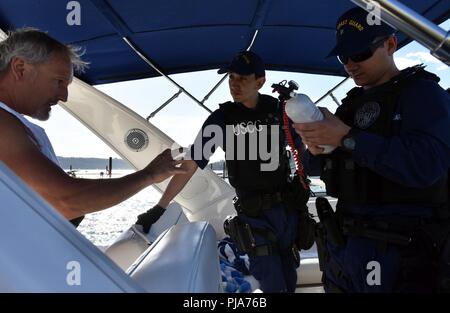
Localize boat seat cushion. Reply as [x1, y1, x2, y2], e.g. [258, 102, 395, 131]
[105, 202, 188, 271]
[127, 221, 221, 292]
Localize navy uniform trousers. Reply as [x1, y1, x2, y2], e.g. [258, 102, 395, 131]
[239, 203, 299, 292]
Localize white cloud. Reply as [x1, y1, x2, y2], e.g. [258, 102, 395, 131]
[405, 51, 440, 63]
[395, 51, 449, 72]
[394, 56, 421, 70]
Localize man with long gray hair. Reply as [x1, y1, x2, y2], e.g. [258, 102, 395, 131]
[0, 28, 187, 225]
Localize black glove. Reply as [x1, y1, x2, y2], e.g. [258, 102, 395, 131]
[296, 209, 317, 251]
[69, 215, 85, 228]
[135, 205, 166, 233]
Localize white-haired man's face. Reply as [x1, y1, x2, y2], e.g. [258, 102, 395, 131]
[18, 51, 73, 120]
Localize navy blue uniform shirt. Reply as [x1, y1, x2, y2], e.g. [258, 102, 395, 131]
[339, 78, 449, 216]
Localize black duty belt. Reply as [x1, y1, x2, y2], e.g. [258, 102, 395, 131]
[233, 191, 284, 217]
[341, 216, 423, 246]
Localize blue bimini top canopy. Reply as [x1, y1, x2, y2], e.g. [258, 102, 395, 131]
[0, 0, 449, 85]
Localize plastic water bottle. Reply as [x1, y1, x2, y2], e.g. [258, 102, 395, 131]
[285, 93, 336, 154]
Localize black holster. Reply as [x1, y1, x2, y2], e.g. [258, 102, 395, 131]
[295, 209, 317, 250]
[292, 244, 300, 268]
[223, 215, 256, 255]
[315, 222, 328, 272]
[316, 197, 346, 248]
[283, 175, 316, 250]
[223, 215, 282, 257]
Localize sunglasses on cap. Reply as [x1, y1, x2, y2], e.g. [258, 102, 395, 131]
[337, 35, 391, 65]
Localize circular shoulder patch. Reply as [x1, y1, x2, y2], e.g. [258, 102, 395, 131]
[354, 101, 380, 129]
[125, 128, 149, 152]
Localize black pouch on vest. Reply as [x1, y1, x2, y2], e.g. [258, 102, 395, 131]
[282, 173, 310, 210]
[338, 159, 368, 202]
[321, 158, 339, 198]
[237, 196, 263, 217]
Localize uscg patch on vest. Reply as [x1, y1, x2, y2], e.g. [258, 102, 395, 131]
[354, 101, 380, 129]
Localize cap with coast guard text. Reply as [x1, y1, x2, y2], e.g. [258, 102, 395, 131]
[328, 7, 395, 57]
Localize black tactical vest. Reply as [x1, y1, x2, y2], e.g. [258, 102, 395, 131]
[220, 94, 290, 194]
[322, 66, 448, 207]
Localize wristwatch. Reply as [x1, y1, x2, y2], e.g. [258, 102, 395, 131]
[340, 128, 359, 152]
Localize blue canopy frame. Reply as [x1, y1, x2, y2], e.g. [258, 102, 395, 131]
[0, 0, 448, 86]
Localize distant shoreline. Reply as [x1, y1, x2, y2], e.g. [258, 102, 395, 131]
[57, 156, 133, 170]
[58, 156, 226, 171]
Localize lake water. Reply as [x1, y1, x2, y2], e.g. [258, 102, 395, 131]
[74, 169, 160, 247]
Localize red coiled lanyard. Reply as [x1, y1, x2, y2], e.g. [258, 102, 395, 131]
[281, 101, 309, 190]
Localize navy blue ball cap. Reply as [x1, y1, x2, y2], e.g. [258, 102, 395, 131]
[328, 7, 395, 57]
[218, 51, 266, 76]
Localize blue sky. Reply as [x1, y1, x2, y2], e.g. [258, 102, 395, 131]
[36, 20, 449, 162]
